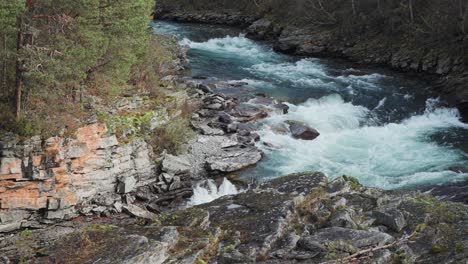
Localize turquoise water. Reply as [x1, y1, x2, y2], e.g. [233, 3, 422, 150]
[151, 21, 468, 189]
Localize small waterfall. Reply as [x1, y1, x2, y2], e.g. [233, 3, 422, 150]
[188, 178, 239, 206]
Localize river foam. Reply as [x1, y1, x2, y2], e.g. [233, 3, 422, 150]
[153, 21, 468, 190]
[180, 35, 279, 62]
[257, 95, 468, 189]
[188, 178, 240, 206]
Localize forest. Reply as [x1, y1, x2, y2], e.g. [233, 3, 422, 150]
[160, 0, 468, 65]
[0, 0, 154, 137]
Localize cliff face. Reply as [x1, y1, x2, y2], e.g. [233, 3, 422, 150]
[154, 0, 468, 121]
[0, 123, 156, 232]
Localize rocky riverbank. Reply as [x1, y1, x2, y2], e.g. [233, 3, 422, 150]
[153, 6, 468, 122]
[1, 173, 467, 263]
[0, 33, 270, 236]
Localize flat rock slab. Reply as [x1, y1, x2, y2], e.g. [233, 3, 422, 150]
[162, 154, 191, 175]
[200, 191, 295, 259]
[205, 147, 263, 172]
[34, 225, 178, 264]
[299, 227, 394, 250]
[188, 135, 263, 177]
[261, 172, 328, 195]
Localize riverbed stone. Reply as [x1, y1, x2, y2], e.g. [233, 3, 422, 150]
[285, 120, 320, 140]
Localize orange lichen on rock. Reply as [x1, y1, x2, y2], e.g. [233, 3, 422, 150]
[0, 158, 22, 181]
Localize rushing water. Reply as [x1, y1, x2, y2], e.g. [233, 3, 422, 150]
[151, 21, 468, 190]
[188, 178, 240, 206]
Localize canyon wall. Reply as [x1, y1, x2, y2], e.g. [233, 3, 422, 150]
[0, 123, 156, 233]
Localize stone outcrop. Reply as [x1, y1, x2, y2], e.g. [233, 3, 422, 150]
[3, 172, 467, 263]
[183, 77, 297, 177]
[0, 124, 157, 232]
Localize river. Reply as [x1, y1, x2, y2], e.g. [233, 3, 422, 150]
[151, 21, 468, 190]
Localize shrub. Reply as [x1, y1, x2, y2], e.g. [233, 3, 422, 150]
[150, 117, 195, 155]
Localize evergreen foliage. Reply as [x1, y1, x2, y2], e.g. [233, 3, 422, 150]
[0, 1, 25, 99]
[0, 0, 154, 136]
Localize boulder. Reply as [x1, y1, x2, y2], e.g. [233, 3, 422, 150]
[246, 18, 274, 40]
[373, 208, 407, 232]
[285, 120, 320, 140]
[231, 103, 268, 122]
[270, 123, 289, 135]
[274, 103, 289, 114]
[218, 112, 233, 124]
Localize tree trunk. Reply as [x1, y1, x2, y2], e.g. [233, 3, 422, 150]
[408, 0, 414, 24]
[2, 34, 7, 97]
[461, 0, 467, 34]
[15, 16, 23, 121]
[351, 0, 356, 16]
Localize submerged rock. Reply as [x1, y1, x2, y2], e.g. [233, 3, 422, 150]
[285, 120, 320, 140]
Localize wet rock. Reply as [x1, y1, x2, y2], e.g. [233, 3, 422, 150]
[246, 18, 275, 40]
[270, 123, 289, 135]
[231, 103, 268, 122]
[218, 112, 233, 124]
[248, 96, 276, 107]
[285, 120, 320, 140]
[263, 141, 280, 149]
[274, 103, 289, 114]
[448, 166, 468, 173]
[373, 208, 407, 232]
